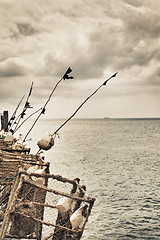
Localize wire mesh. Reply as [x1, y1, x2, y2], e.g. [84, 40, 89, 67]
[0, 138, 95, 240]
[0, 168, 95, 240]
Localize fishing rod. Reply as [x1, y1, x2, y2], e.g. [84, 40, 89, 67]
[37, 72, 118, 152]
[52, 72, 118, 138]
[10, 82, 34, 134]
[7, 95, 25, 131]
[22, 67, 74, 143]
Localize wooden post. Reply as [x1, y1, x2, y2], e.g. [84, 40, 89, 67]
[1, 115, 4, 130]
[1, 111, 8, 131]
[4, 111, 8, 132]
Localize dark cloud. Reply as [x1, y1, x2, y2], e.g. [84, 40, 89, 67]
[16, 23, 38, 37]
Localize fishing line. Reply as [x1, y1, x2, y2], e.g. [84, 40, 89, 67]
[51, 72, 118, 139]
[13, 108, 43, 134]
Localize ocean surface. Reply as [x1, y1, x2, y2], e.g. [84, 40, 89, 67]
[20, 118, 160, 240]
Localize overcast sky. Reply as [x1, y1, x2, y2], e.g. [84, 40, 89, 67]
[0, 0, 160, 119]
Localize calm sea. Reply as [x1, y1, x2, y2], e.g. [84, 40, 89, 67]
[21, 118, 160, 240]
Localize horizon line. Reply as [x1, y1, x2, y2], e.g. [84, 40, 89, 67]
[38, 117, 160, 120]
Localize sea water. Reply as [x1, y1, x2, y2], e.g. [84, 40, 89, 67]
[22, 118, 160, 240]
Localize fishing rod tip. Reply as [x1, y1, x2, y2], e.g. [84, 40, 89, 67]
[112, 72, 118, 77]
[103, 72, 118, 85]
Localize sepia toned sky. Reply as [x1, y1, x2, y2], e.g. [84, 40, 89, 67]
[0, 0, 160, 119]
